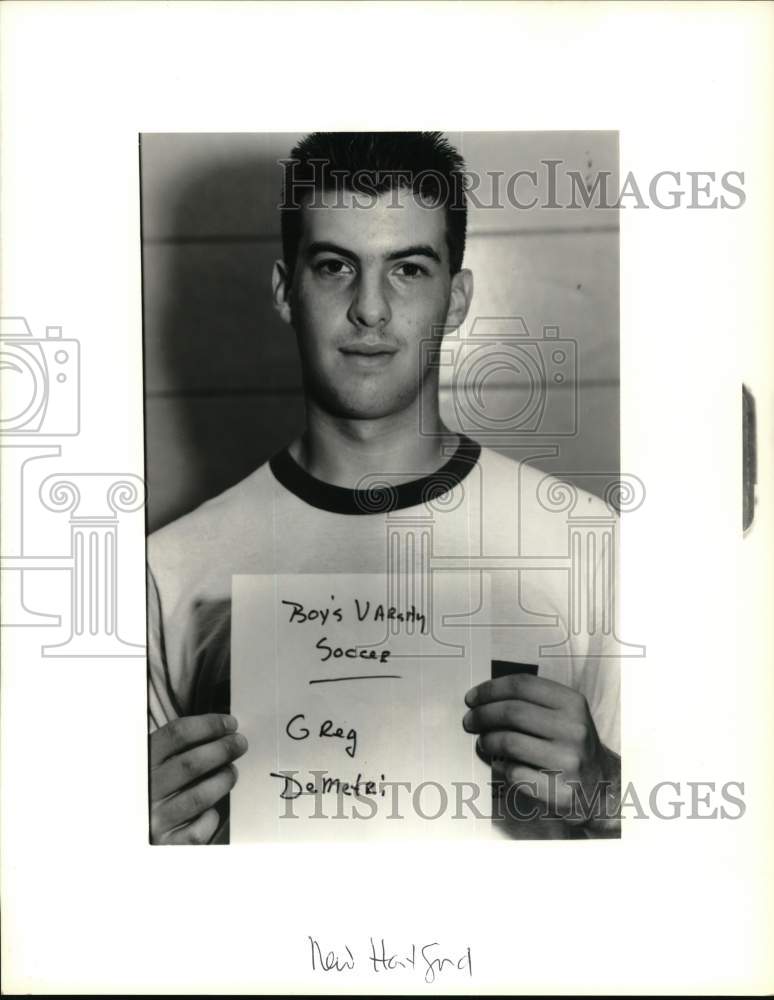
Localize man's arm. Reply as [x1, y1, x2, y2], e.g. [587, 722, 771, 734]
[463, 673, 621, 835]
[147, 565, 247, 844]
[149, 713, 247, 845]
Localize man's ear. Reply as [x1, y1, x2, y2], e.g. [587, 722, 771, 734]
[271, 259, 293, 325]
[445, 268, 474, 330]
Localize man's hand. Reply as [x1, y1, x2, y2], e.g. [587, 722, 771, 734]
[149, 714, 248, 844]
[463, 674, 620, 831]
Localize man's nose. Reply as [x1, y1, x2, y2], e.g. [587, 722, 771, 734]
[348, 271, 391, 330]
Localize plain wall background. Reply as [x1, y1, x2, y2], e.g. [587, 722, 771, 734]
[140, 132, 619, 532]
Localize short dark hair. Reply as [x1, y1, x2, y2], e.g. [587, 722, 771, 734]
[280, 131, 468, 278]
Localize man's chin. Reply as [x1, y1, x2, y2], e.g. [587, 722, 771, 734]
[325, 396, 415, 422]
[312, 384, 420, 423]
[334, 403, 407, 421]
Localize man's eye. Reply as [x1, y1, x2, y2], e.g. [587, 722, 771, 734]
[395, 262, 426, 278]
[316, 259, 352, 277]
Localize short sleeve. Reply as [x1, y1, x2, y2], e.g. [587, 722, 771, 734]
[578, 627, 621, 756]
[574, 528, 622, 756]
[146, 563, 181, 732]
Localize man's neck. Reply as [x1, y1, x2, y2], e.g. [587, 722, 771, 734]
[289, 402, 459, 489]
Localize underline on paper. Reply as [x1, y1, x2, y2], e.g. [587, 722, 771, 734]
[309, 675, 403, 685]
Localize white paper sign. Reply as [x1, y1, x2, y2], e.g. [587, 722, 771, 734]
[231, 573, 493, 842]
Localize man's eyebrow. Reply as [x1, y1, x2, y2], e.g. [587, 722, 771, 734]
[305, 241, 442, 264]
[385, 244, 442, 264]
[306, 241, 358, 261]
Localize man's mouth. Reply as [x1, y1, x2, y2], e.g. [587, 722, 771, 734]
[339, 341, 399, 357]
[338, 341, 399, 368]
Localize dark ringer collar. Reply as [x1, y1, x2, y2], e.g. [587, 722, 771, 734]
[270, 434, 481, 515]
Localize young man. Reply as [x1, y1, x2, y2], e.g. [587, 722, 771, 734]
[147, 132, 621, 844]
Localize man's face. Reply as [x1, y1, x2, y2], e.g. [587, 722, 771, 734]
[274, 188, 471, 421]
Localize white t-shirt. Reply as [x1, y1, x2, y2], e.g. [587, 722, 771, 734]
[147, 436, 621, 838]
